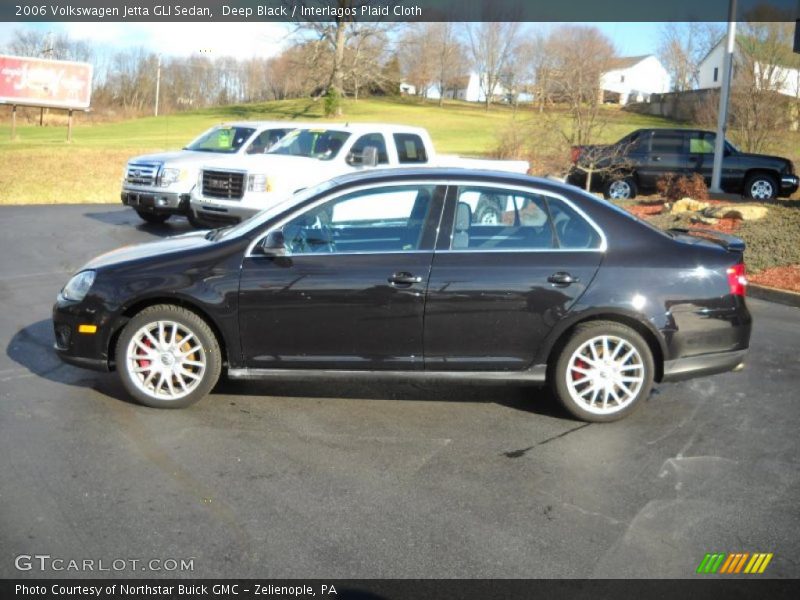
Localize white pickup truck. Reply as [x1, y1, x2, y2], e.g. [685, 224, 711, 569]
[189, 123, 529, 226]
[120, 121, 301, 224]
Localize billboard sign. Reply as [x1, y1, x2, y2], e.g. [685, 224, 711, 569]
[0, 54, 92, 110]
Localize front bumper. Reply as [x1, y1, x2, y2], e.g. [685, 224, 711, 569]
[52, 300, 113, 372]
[779, 175, 799, 197]
[189, 192, 278, 226]
[121, 187, 191, 215]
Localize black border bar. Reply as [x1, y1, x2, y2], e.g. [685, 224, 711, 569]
[2, 0, 799, 22]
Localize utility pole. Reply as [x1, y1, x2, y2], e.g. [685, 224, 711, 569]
[40, 31, 54, 126]
[710, 0, 737, 193]
[154, 54, 161, 117]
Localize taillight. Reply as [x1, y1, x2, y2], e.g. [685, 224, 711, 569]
[570, 147, 581, 163]
[726, 263, 747, 296]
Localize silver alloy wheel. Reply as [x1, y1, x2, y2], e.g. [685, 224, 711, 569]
[565, 334, 645, 415]
[608, 180, 632, 199]
[125, 320, 206, 401]
[749, 179, 774, 200]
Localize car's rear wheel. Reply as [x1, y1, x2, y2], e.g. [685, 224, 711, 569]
[116, 305, 221, 408]
[136, 210, 170, 224]
[603, 177, 637, 200]
[744, 173, 777, 201]
[552, 321, 654, 422]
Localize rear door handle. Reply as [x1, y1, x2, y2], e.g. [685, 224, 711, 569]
[548, 272, 579, 286]
[388, 272, 423, 286]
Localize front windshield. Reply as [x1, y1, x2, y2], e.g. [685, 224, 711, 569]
[185, 126, 256, 153]
[267, 128, 351, 161]
[214, 179, 338, 241]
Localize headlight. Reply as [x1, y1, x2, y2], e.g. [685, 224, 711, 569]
[60, 270, 96, 302]
[247, 173, 272, 193]
[159, 167, 184, 187]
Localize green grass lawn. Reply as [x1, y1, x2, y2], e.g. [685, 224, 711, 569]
[0, 97, 679, 204]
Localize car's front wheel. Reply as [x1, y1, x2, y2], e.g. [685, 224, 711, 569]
[116, 305, 221, 408]
[744, 173, 777, 201]
[552, 321, 654, 422]
[136, 210, 170, 224]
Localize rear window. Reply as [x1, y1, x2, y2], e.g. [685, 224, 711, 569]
[394, 133, 428, 164]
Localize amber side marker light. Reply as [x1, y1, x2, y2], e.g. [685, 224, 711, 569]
[78, 324, 98, 334]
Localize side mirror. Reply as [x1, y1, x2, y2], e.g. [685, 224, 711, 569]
[257, 229, 286, 256]
[362, 145, 378, 168]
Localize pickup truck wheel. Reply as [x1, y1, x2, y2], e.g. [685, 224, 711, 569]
[744, 173, 777, 201]
[551, 321, 654, 422]
[136, 210, 170, 224]
[603, 177, 637, 200]
[116, 305, 221, 409]
[475, 195, 503, 225]
[187, 212, 205, 229]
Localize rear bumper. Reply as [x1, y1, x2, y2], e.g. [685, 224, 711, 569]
[662, 349, 747, 382]
[121, 188, 191, 215]
[779, 175, 799, 197]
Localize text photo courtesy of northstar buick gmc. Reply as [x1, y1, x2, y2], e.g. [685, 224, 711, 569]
[54, 169, 751, 423]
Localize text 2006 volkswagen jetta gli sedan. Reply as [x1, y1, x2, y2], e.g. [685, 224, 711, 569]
[53, 168, 751, 422]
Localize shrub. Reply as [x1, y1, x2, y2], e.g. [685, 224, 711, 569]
[323, 87, 342, 117]
[656, 172, 709, 201]
[491, 119, 570, 177]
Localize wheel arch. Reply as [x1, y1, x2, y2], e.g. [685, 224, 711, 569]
[541, 310, 666, 383]
[107, 296, 230, 370]
[743, 168, 780, 190]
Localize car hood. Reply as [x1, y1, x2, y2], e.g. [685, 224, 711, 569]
[128, 151, 237, 166]
[732, 151, 791, 167]
[83, 230, 212, 270]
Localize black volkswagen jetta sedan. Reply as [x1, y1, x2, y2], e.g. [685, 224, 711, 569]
[53, 168, 751, 422]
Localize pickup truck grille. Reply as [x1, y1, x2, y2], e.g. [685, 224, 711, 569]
[126, 163, 160, 186]
[202, 170, 245, 200]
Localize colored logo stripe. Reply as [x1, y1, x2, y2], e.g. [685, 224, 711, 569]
[697, 552, 773, 574]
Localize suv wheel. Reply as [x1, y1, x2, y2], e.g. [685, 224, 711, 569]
[136, 210, 170, 224]
[552, 321, 654, 422]
[744, 173, 777, 201]
[474, 194, 504, 225]
[603, 177, 637, 200]
[116, 305, 221, 408]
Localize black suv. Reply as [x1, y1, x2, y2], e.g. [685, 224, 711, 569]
[567, 128, 798, 201]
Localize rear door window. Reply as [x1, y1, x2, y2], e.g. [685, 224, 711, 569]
[394, 133, 429, 164]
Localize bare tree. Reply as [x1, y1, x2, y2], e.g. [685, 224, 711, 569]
[465, 22, 521, 110]
[658, 23, 723, 92]
[545, 25, 617, 146]
[397, 23, 437, 100]
[428, 23, 468, 107]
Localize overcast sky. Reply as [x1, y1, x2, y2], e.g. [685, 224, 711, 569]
[0, 21, 668, 61]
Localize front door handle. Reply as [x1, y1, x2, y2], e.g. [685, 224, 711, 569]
[388, 272, 423, 286]
[548, 272, 579, 286]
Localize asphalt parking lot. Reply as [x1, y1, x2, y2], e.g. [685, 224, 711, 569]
[1, 204, 798, 579]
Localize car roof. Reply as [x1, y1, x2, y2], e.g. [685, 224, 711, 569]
[221, 121, 320, 129]
[327, 167, 569, 193]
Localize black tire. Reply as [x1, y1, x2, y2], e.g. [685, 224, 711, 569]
[743, 173, 778, 201]
[136, 210, 170, 224]
[115, 304, 221, 408]
[187, 212, 206, 228]
[603, 176, 637, 200]
[551, 320, 654, 423]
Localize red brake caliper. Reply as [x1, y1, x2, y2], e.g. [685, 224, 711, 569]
[138, 337, 152, 369]
[572, 359, 587, 381]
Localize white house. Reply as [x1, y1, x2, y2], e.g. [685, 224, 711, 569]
[697, 37, 800, 98]
[425, 72, 507, 103]
[600, 55, 671, 105]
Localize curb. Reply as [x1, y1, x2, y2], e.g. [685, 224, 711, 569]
[748, 284, 800, 308]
